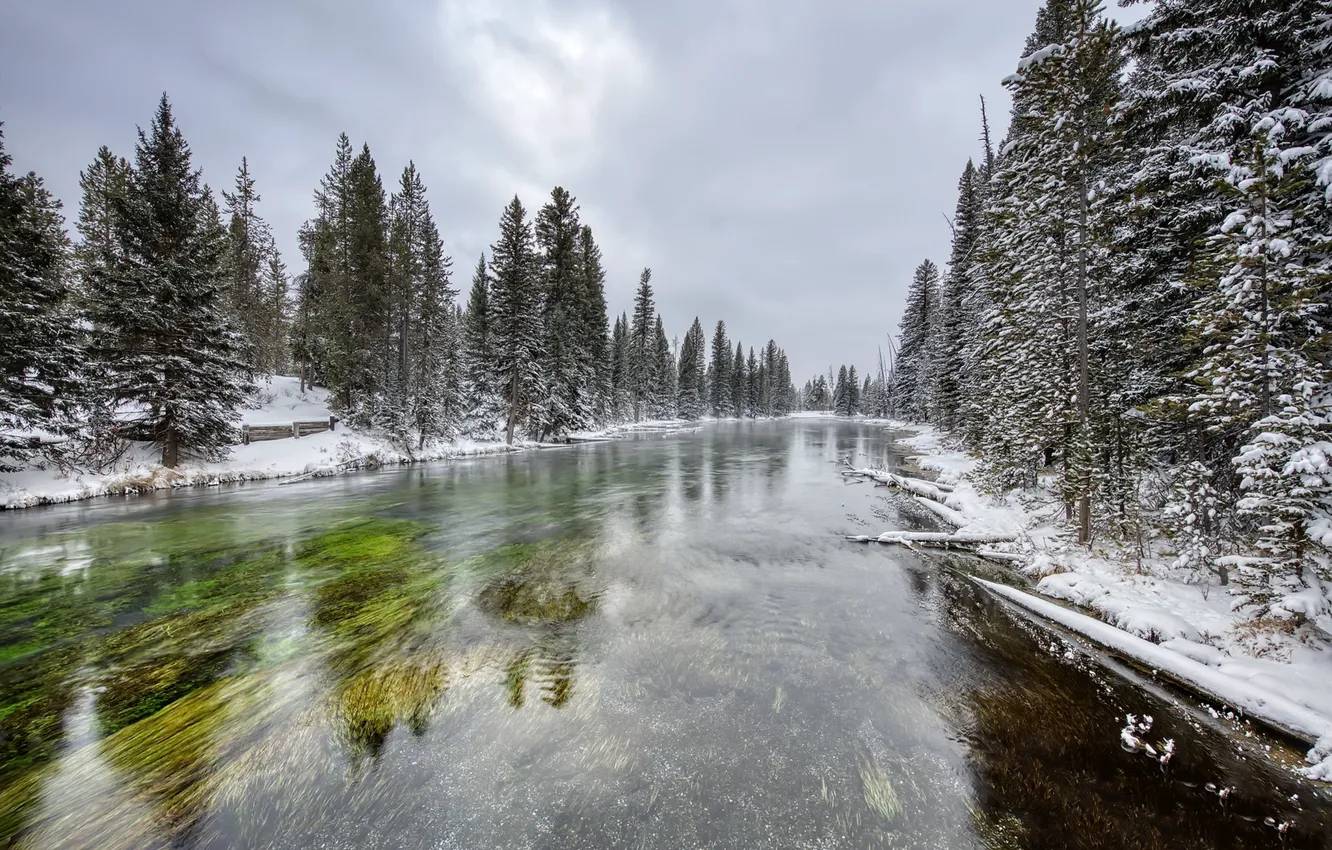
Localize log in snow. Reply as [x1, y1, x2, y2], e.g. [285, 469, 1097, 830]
[973, 578, 1332, 763]
[840, 465, 950, 503]
[913, 495, 966, 527]
[974, 549, 1026, 564]
[846, 530, 1018, 547]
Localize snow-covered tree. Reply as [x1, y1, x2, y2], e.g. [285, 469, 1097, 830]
[891, 260, 939, 421]
[709, 320, 732, 417]
[0, 129, 82, 470]
[86, 95, 252, 467]
[677, 317, 707, 420]
[629, 268, 656, 421]
[489, 196, 543, 444]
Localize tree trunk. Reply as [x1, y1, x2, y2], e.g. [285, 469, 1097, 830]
[1076, 121, 1092, 546]
[506, 365, 519, 445]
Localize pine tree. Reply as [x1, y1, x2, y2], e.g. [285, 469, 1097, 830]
[296, 133, 355, 393]
[383, 162, 427, 441]
[87, 95, 252, 467]
[1182, 135, 1331, 615]
[629, 268, 656, 421]
[834, 365, 850, 416]
[221, 157, 274, 373]
[405, 172, 456, 447]
[344, 143, 390, 420]
[677, 317, 706, 420]
[73, 145, 129, 300]
[731, 341, 747, 418]
[259, 249, 290, 374]
[934, 161, 981, 430]
[746, 347, 760, 418]
[651, 316, 677, 419]
[709, 320, 731, 417]
[461, 254, 503, 437]
[891, 260, 939, 421]
[535, 187, 592, 435]
[577, 225, 611, 421]
[610, 312, 631, 421]
[489, 196, 542, 443]
[0, 130, 81, 470]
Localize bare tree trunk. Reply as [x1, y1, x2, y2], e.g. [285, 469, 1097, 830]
[162, 432, 179, 469]
[1256, 143, 1272, 419]
[1076, 125, 1092, 546]
[506, 365, 519, 445]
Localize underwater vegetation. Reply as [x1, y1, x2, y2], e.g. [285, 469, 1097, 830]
[0, 509, 606, 848]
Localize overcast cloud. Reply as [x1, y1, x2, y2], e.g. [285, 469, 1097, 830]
[1, 0, 1145, 380]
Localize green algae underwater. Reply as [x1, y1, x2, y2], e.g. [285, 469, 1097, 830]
[0, 422, 1329, 850]
[0, 496, 603, 849]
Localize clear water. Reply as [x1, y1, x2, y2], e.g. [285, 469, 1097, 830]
[0, 420, 1327, 849]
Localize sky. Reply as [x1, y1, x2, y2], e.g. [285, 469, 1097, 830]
[1, 0, 1147, 382]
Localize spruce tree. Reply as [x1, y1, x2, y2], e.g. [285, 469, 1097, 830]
[1181, 136, 1331, 614]
[834, 365, 850, 416]
[221, 156, 273, 374]
[709, 320, 731, 417]
[535, 187, 592, 435]
[577, 225, 611, 421]
[489, 196, 542, 443]
[297, 133, 355, 394]
[651, 316, 677, 419]
[891, 260, 939, 421]
[461, 254, 503, 437]
[677, 317, 706, 419]
[746, 347, 759, 418]
[259, 249, 290, 374]
[731, 341, 747, 418]
[401, 169, 456, 447]
[73, 145, 129, 301]
[610, 312, 631, 421]
[87, 95, 251, 467]
[934, 161, 981, 430]
[0, 131, 81, 470]
[344, 143, 390, 420]
[629, 268, 656, 421]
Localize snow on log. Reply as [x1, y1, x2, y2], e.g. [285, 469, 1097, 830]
[974, 549, 1026, 564]
[973, 578, 1332, 764]
[913, 495, 966, 527]
[846, 530, 1018, 547]
[840, 464, 950, 503]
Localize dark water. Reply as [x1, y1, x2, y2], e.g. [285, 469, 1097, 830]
[0, 420, 1328, 849]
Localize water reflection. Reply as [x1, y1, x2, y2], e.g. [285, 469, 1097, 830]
[0, 421, 1325, 849]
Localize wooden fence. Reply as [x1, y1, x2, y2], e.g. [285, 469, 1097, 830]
[241, 416, 338, 445]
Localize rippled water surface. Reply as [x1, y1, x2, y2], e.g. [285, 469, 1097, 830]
[0, 420, 1329, 849]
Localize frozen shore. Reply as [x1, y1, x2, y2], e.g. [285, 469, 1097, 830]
[0, 377, 696, 510]
[862, 422, 1332, 781]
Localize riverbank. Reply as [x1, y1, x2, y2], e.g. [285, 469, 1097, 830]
[0, 377, 696, 510]
[864, 423, 1332, 782]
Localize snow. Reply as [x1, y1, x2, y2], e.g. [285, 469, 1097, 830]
[868, 423, 1332, 781]
[238, 376, 336, 424]
[0, 377, 721, 510]
[0, 376, 518, 509]
[976, 577, 1332, 779]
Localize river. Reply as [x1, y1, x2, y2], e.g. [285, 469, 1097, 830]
[0, 420, 1328, 849]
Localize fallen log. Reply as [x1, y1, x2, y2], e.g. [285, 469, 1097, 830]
[913, 495, 966, 527]
[974, 549, 1026, 564]
[846, 530, 1018, 547]
[840, 464, 951, 503]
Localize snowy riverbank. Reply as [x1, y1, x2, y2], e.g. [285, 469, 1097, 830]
[0, 377, 697, 510]
[864, 423, 1332, 781]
